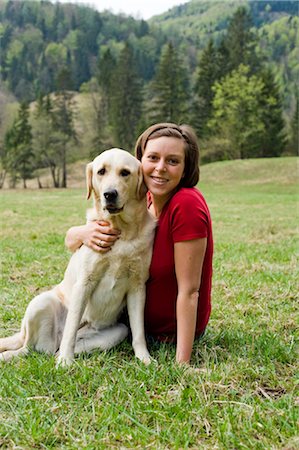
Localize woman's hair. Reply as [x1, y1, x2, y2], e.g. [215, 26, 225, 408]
[135, 122, 200, 187]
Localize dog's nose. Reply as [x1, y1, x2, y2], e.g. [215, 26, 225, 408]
[104, 189, 118, 202]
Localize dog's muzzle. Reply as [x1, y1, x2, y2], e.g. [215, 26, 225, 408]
[103, 189, 124, 214]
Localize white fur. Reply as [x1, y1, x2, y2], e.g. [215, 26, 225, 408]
[0, 149, 155, 366]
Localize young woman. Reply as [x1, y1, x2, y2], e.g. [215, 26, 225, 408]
[65, 123, 213, 364]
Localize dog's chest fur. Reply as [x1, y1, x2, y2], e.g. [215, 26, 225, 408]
[60, 218, 154, 329]
[81, 244, 144, 327]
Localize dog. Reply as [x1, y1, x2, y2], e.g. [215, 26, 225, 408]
[0, 149, 156, 366]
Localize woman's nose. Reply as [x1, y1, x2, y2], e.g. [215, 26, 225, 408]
[155, 159, 166, 172]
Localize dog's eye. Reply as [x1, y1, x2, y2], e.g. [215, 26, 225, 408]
[97, 168, 106, 176]
[120, 169, 130, 177]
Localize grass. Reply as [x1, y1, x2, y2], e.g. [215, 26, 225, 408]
[0, 157, 298, 449]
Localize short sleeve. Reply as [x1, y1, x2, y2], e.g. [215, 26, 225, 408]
[169, 189, 209, 243]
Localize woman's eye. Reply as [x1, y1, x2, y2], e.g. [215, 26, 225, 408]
[97, 168, 106, 175]
[120, 169, 130, 177]
[168, 159, 179, 165]
[148, 155, 158, 161]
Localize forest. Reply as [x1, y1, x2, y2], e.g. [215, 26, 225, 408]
[0, 0, 298, 188]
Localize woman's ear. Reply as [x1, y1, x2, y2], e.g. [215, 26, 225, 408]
[86, 162, 93, 199]
[136, 165, 148, 200]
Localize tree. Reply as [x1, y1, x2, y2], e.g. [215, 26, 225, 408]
[98, 48, 116, 95]
[221, 7, 260, 75]
[32, 94, 62, 188]
[51, 87, 78, 187]
[0, 88, 17, 188]
[97, 48, 117, 125]
[288, 91, 299, 155]
[192, 39, 221, 137]
[109, 43, 143, 151]
[44, 42, 67, 78]
[258, 68, 286, 157]
[4, 102, 34, 187]
[149, 42, 190, 124]
[208, 65, 266, 159]
[81, 78, 111, 158]
[72, 31, 91, 89]
[90, 90, 110, 158]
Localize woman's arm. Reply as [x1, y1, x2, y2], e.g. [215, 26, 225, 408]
[174, 238, 207, 364]
[65, 221, 120, 253]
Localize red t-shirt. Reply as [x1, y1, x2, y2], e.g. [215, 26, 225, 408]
[145, 187, 213, 340]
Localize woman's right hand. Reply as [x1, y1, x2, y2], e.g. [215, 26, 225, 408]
[65, 221, 120, 253]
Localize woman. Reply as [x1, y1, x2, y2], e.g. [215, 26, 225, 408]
[65, 123, 213, 364]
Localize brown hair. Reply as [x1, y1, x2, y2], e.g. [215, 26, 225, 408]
[135, 122, 199, 187]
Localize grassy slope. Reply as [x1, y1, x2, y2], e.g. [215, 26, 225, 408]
[0, 157, 298, 449]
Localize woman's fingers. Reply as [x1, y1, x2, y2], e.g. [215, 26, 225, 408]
[88, 221, 120, 252]
[97, 221, 121, 238]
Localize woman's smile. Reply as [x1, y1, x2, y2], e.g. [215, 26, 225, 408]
[151, 176, 168, 185]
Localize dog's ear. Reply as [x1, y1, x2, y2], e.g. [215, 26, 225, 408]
[86, 162, 93, 200]
[136, 165, 148, 200]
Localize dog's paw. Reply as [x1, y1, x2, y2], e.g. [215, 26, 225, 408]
[135, 350, 151, 366]
[0, 350, 15, 362]
[141, 355, 151, 366]
[55, 354, 73, 368]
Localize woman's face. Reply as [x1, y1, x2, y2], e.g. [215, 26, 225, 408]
[141, 136, 185, 201]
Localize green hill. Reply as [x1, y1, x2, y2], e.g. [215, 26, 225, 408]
[0, 0, 297, 105]
[12, 156, 298, 190]
[152, 0, 298, 31]
[200, 156, 298, 187]
[150, 0, 298, 109]
[150, 0, 246, 46]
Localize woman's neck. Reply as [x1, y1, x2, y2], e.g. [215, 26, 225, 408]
[149, 193, 172, 218]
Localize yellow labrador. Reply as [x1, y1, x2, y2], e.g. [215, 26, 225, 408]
[0, 149, 155, 366]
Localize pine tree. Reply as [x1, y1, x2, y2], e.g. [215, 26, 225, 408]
[55, 67, 73, 92]
[192, 39, 220, 137]
[72, 32, 91, 89]
[4, 102, 34, 187]
[97, 48, 117, 124]
[215, 39, 230, 80]
[98, 48, 116, 95]
[221, 7, 260, 75]
[149, 42, 190, 124]
[110, 43, 143, 151]
[258, 68, 286, 157]
[32, 94, 63, 188]
[51, 83, 78, 187]
[86, 78, 111, 158]
[90, 92, 110, 158]
[289, 92, 299, 155]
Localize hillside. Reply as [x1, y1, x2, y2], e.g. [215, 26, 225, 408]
[150, 0, 247, 47]
[0, 0, 297, 100]
[200, 156, 298, 187]
[9, 156, 298, 190]
[150, 0, 298, 107]
[151, 0, 298, 49]
[152, 0, 298, 29]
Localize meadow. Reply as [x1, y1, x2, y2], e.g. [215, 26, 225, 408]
[0, 157, 298, 449]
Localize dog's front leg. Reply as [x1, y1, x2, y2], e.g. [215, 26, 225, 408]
[56, 281, 91, 367]
[127, 287, 151, 365]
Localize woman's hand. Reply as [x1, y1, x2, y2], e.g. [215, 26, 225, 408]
[65, 221, 120, 253]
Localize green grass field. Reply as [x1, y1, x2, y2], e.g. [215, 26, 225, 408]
[0, 157, 298, 449]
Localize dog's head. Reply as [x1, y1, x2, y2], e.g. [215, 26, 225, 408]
[86, 148, 147, 215]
